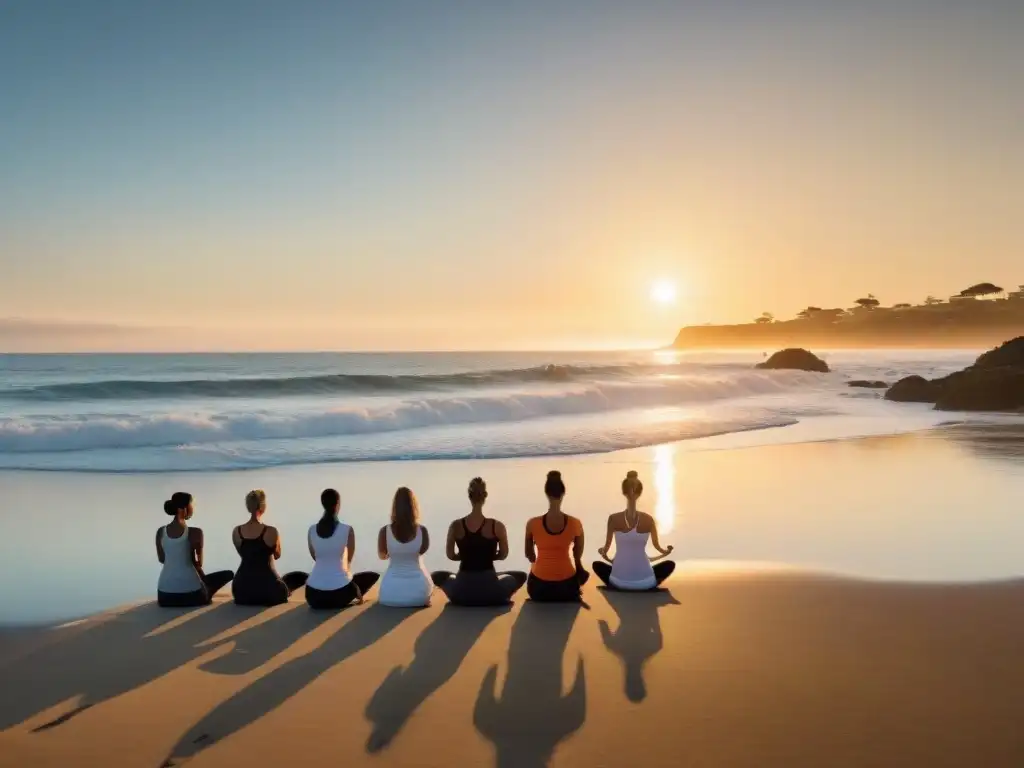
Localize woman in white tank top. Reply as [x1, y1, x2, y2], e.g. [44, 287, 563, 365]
[593, 471, 675, 591]
[305, 488, 380, 609]
[377, 487, 433, 608]
[156, 492, 234, 607]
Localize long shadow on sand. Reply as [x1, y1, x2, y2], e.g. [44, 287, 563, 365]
[162, 604, 416, 767]
[474, 602, 585, 768]
[597, 587, 680, 702]
[364, 603, 511, 753]
[0, 601, 260, 732]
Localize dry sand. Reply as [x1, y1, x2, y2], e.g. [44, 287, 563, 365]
[2, 571, 1024, 768]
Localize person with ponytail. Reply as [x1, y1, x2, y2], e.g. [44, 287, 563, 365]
[231, 489, 308, 606]
[524, 471, 589, 602]
[593, 470, 675, 590]
[156, 492, 234, 607]
[430, 477, 528, 606]
[304, 488, 380, 609]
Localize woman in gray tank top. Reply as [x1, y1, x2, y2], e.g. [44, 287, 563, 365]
[156, 492, 234, 607]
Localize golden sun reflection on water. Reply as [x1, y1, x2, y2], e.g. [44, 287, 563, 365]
[654, 442, 676, 535]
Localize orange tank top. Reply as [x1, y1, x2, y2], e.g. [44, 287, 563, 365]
[529, 514, 582, 581]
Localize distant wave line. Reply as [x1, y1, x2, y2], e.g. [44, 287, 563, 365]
[3, 361, 751, 401]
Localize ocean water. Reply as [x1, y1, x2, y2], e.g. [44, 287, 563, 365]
[0, 349, 983, 472]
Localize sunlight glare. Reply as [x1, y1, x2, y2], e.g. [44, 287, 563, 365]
[654, 443, 676, 535]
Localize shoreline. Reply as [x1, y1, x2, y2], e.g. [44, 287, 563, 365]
[2, 420, 1024, 627]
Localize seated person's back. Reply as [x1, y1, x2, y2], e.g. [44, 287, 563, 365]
[431, 477, 527, 606]
[232, 489, 307, 606]
[377, 487, 433, 608]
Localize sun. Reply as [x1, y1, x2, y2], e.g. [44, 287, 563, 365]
[650, 279, 677, 305]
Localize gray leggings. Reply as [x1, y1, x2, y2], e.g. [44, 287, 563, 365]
[431, 570, 527, 606]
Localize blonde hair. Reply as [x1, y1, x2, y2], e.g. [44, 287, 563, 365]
[245, 489, 267, 515]
[391, 487, 419, 541]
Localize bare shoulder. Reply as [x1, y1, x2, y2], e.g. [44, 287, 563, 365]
[607, 511, 625, 529]
[264, 525, 280, 542]
[449, 518, 464, 538]
[492, 519, 507, 536]
[638, 512, 656, 531]
[189, 526, 204, 542]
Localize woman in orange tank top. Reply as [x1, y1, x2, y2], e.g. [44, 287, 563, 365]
[525, 470, 589, 602]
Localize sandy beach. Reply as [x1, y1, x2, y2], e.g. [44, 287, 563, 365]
[1, 427, 1023, 766]
[3, 571, 1024, 768]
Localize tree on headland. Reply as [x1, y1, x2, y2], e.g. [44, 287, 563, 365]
[855, 297, 880, 309]
[796, 306, 823, 320]
[924, 295, 942, 306]
[959, 282, 1004, 299]
[755, 312, 774, 324]
[892, 303, 913, 309]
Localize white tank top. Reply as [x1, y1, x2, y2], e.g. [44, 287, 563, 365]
[609, 521, 656, 590]
[157, 525, 203, 593]
[306, 520, 352, 591]
[379, 525, 433, 607]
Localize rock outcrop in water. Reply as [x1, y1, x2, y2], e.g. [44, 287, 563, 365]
[848, 380, 889, 389]
[885, 337, 1024, 411]
[756, 348, 830, 373]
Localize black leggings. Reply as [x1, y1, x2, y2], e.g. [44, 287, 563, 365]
[233, 571, 309, 607]
[592, 561, 676, 590]
[431, 570, 528, 607]
[158, 570, 235, 608]
[305, 572, 380, 610]
[526, 569, 590, 603]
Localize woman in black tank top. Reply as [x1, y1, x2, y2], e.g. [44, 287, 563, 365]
[232, 489, 308, 606]
[431, 478, 527, 606]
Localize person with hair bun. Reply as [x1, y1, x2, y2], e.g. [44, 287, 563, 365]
[305, 488, 380, 610]
[430, 478, 528, 606]
[593, 470, 675, 590]
[524, 470, 589, 602]
[156, 492, 234, 607]
[231, 489, 308, 606]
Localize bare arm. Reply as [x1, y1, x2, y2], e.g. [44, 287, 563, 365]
[155, 528, 165, 564]
[377, 527, 389, 560]
[266, 527, 282, 560]
[347, 527, 356, 565]
[597, 515, 615, 563]
[232, 526, 242, 554]
[647, 514, 674, 561]
[494, 520, 509, 561]
[525, 523, 536, 563]
[307, 529, 316, 561]
[446, 521, 461, 562]
[572, 521, 586, 569]
[190, 527, 205, 571]
[419, 526, 430, 555]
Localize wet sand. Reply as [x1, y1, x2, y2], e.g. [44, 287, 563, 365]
[2, 572, 1024, 767]
[3, 422, 1024, 625]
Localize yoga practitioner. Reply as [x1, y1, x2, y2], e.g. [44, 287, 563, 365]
[593, 471, 675, 590]
[231, 489, 308, 606]
[305, 488, 380, 609]
[525, 471, 590, 602]
[377, 487, 434, 608]
[431, 477, 528, 606]
[156, 492, 234, 607]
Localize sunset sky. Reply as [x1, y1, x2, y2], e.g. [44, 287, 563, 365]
[1, 2, 1021, 351]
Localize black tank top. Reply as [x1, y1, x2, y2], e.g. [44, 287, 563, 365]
[233, 525, 286, 603]
[458, 517, 499, 572]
